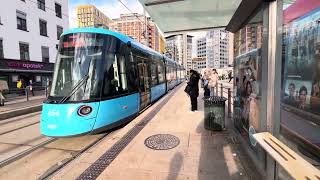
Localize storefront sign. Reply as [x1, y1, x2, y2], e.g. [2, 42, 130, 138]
[7, 62, 44, 69]
[0, 59, 54, 72]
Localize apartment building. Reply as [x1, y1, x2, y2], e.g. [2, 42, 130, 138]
[77, 5, 112, 29]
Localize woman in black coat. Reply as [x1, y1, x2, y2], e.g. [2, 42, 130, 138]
[188, 70, 200, 111]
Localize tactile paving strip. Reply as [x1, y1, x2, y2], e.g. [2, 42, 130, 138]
[76, 86, 181, 180]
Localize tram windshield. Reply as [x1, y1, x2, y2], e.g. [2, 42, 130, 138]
[49, 33, 103, 102]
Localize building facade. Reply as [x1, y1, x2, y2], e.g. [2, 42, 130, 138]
[0, 0, 69, 89]
[109, 13, 160, 51]
[165, 34, 192, 73]
[192, 57, 206, 72]
[77, 5, 112, 29]
[197, 37, 206, 58]
[196, 29, 230, 69]
[159, 33, 166, 54]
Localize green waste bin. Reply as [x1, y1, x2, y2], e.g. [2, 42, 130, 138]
[203, 96, 227, 131]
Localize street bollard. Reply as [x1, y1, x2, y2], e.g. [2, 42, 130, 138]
[228, 88, 231, 118]
[45, 85, 48, 97]
[220, 83, 223, 97]
[25, 87, 29, 101]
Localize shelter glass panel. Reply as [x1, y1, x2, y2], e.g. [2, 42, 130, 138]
[279, 1, 320, 178]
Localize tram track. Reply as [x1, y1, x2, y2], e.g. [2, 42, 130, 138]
[0, 130, 113, 179]
[0, 121, 40, 136]
[0, 138, 57, 168]
[38, 132, 111, 180]
[0, 112, 41, 136]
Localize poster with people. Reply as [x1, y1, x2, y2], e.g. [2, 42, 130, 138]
[282, 7, 320, 115]
[234, 48, 262, 141]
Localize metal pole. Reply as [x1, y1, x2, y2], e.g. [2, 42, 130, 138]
[220, 83, 223, 97]
[45, 85, 47, 97]
[228, 88, 231, 118]
[215, 83, 218, 96]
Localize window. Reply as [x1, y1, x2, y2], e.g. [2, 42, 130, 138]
[0, 39, 3, 58]
[17, 11, 27, 31]
[102, 51, 129, 98]
[39, 19, 47, 36]
[279, 1, 320, 175]
[41, 46, 49, 62]
[55, 3, 62, 18]
[19, 42, 29, 60]
[37, 0, 45, 11]
[158, 63, 165, 83]
[151, 63, 158, 86]
[57, 26, 63, 40]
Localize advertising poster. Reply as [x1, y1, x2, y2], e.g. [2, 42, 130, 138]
[282, 7, 320, 115]
[234, 48, 262, 141]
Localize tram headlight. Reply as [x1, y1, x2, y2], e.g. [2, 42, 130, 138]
[78, 105, 93, 116]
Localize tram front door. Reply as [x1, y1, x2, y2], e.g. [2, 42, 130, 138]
[137, 57, 151, 110]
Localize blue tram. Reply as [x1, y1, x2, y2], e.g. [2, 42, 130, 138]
[41, 28, 184, 137]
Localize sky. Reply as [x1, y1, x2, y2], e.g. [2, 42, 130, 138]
[68, 0, 208, 57]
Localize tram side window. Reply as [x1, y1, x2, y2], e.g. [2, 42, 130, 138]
[126, 52, 138, 92]
[166, 66, 170, 82]
[158, 63, 164, 84]
[102, 53, 128, 98]
[151, 63, 158, 86]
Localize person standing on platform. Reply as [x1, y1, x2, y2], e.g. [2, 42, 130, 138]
[208, 69, 218, 96]
[188, 70, 200, 112]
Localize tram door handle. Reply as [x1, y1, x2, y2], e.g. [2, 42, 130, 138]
[122, 105, 128, 109]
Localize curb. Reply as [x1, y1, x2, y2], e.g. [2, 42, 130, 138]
[0, 105, 42, 121]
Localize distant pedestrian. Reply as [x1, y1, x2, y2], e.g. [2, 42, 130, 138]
[208, 69, 218, 96]
[202, 70, 210, 97]
[29, 80, 34, 96]
[0, 90, 5, 106]
[187, 69, 200, 112]
[17, 79, 23, 96]
[228, 71, 233, 83]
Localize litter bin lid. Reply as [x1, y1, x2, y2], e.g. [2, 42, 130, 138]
[203, 96, 227, 103]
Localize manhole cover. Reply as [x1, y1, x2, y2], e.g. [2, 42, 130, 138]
[144, 134, 180, 150]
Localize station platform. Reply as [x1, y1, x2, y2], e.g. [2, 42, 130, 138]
[52, 84, 260, 180]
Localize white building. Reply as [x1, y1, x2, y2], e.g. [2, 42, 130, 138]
[196, 29, 230, 69]
[0, 0, 69, 89]
[192, 57, 206, 72]
[165, 33, 192, 74]
[0, 0, 69, 62]
[197, 37, 206, 58]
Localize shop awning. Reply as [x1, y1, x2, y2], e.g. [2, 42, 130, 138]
[137, 0, 242, 33]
